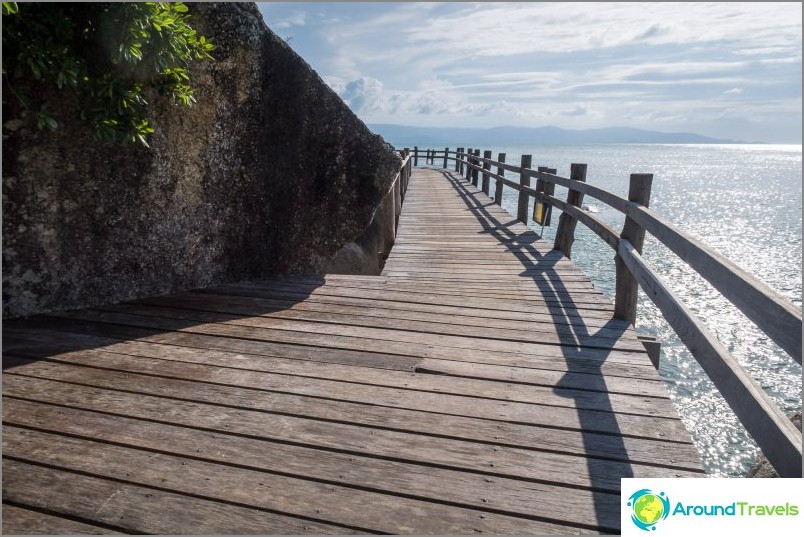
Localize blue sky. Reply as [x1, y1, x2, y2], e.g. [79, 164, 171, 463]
[257, 2, 802, 143]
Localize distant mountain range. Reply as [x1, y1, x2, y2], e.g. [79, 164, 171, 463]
[368, 124, 739, 148]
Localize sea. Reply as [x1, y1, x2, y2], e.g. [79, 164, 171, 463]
[426, 143, 802, 477]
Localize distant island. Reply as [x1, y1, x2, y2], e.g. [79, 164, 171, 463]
[369, 124, 741, 148]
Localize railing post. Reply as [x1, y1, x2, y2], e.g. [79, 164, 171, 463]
[465, 148, 473, 181]
[516, 155, 532, 223]
[614, 173, 654, 325]
[481, 150, 492, 195]
[553, 163, 587, 258]
[472, 149, 480, 187]
[535, 166, 557, 227]
[443, 147, 449, 169]
[456, 147, 463, 173]
[494, 153, 506, 205]
[413, 146, 418, 167]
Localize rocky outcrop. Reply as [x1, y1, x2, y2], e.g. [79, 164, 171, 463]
[2, 3, 400, 318]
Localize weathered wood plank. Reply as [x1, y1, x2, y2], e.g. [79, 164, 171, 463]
[4, 427, 596, 534]
[46, 308, 659, 370]
[3, 343, 678, 417]
[2, 504, 124, 535]
[2, 459, 358, 534]
[3, 358, 689, 438]
[4, 327, 666, 398]
[3, 405, 695, 525]
[4, 320, 663, 380]
[100, 301, 645, 353]
[3, 380, 701, 470]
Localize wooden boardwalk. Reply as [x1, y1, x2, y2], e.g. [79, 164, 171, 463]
[2, 167, 703, 535]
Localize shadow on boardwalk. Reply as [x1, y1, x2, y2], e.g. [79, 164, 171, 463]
[440, 169, 633, 531]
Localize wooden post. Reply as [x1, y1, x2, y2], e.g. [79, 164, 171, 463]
[481, 150, 492, 195]
[465, 148, 473, 181]
[472, 149, 480, 187]
[516, 155, 532, 223]
[455, 148, 461, 172]
[553, 163, 587, 258]
[614, 173, 654, 325]
[537, 167, 556, 227]
[494, 153, 506, 205]
[413, 146, 418, 167]
[443, 147, 449, 169]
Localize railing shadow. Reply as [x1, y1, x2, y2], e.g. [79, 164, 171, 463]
[437, 168, 633, 533]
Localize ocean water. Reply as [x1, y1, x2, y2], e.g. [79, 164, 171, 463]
[434, 144, 802, 477]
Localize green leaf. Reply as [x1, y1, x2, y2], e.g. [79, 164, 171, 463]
[3, 1, 214, 146]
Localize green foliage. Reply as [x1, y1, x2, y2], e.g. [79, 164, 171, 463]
[2, 2, 214, 146]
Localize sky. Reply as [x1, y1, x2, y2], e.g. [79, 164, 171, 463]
[257, 2, 803, 143]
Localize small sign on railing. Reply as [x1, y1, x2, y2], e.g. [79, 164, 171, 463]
[532, 199, 550, 226]
[533, 195, 553, 226]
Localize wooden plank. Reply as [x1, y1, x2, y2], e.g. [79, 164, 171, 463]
[3, 325, 667, 393]
[2, 400, 702, 495]
[2, 504, 124, 535]
[3, 343, 679, 418]
[3, 378, 701, 471]
[2, 459, 356, 534]
[217, 277, 609, 304]
[101, 301, 645, 353]
[132, 292, 622, 343]
[5, 427, 604, 533]
[3, 358, 689, 438]
[4, 319, 663, 381]
[214, 282, 618, 321]
[47, 308, 661, 369]
[5, 404, 695, 524]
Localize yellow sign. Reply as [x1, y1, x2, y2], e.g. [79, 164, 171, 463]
[532, 200, 550, 225]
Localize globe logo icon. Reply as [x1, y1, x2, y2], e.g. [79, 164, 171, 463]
[627, 489, 670, 531]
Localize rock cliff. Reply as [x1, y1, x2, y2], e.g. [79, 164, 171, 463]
[2, 2, 400, 318]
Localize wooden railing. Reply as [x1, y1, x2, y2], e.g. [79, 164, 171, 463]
[401, 145, 803, 478]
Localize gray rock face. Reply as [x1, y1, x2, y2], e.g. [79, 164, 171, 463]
[2, 2, 400, 318]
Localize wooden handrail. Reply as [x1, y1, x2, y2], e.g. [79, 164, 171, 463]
[409, 146, 802, 477]
[450, 151, 801, 361]
[618, 239, 802, 478]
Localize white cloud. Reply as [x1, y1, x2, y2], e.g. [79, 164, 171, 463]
[403, 3, 802, 58]
[272, 11, 307, 30]
[285, 2, 802, 141]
